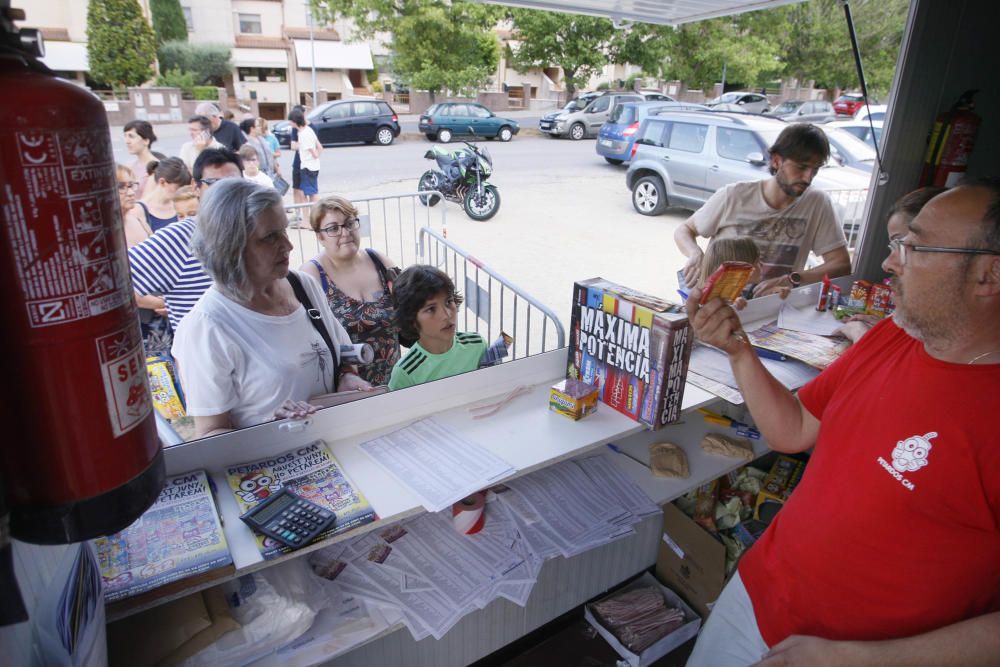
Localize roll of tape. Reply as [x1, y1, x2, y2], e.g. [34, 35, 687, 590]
[452, 492, 486, 535]
[340, 343, 375, 365]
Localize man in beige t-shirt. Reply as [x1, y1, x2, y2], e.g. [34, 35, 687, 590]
[674, 124, 851, 296]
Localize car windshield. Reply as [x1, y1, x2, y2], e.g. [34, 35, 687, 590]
[826, 128, 878, 162]
[610, 105, 636, 124]
[774, 101, 803, 113]
[308, 103, 333, 121]
[563, 100, 581, 112]
[713, 92, 742, 104]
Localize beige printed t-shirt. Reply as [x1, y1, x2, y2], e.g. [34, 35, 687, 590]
[690, 181, 846, 280]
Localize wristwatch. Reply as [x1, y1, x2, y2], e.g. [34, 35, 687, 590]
[787, 272, 802, 288]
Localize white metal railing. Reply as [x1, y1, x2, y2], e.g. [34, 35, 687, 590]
[827, 188, 870, 250]
[418, 227, 566, 361]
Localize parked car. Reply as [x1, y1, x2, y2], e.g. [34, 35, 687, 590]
[539, 92, 642, 140]
[817, 124, 879, 173]
[418, 102, 520, 143]
[833, 93, 866, 116]
[537, 93, 600, 133]
[853, 103, 888, 122]
[706, 91, 770, 114]
[596, 101, 710, 165]
[639, 90, 675, 102]
[827, 119, 884, 148]
[766, 99, 836, 123]
[624, 111, 870, 216]
[272, 99, 400, 147]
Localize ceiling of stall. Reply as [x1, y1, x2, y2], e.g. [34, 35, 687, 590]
[476, 0, 807, 26]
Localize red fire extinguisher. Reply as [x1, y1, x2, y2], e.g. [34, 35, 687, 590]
[921, 89, 981, 188]
[0, 7, 164, 543]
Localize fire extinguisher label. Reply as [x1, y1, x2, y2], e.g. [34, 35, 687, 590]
[1, 129, 132, 328]
[96, 324, 152, 437]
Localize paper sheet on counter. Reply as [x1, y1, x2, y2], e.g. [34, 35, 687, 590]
[778, 302, 843, 336]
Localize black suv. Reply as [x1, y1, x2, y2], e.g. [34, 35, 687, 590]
[274, 99, 400, 147]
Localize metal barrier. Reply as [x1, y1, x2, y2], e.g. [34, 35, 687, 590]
[418, 227, 566, 361]
[827, 188, 870, 250]
[284, 191, 447, 269]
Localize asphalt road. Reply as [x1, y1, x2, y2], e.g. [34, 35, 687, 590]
[109, 124, 692, 330]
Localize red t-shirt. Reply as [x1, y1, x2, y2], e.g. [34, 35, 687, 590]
[739, 318, 1000, 646]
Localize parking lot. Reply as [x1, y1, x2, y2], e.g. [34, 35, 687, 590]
[111, 126, 692, 328]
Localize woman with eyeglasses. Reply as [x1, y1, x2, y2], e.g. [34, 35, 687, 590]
[124, 157, 192, 248]
[117, 163, 172, 354]
[172, 181, 373, 438]
[301, 195, 402, 386]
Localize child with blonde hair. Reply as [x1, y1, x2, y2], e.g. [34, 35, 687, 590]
[172, 185, 200, 219]
[696, 238, 766, 308]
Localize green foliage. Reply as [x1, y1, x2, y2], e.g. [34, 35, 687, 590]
[595, 81, 610, 91]
[366, 67, 379, 84]
[191, 86, 218, 100]
[371, 80, 384, 93]
[155, 67, 195, 90]
[157, 40, 232, 86]
[150, 0, 187, 45]
[610, 22, 675, 79]
[625, 73, 642, 90]
[86, 0, 156, 87]
[507, 9, 616, 98]
[315, 0, 501, 95]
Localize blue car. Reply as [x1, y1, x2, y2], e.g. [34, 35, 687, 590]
[596, 101, 710, 164]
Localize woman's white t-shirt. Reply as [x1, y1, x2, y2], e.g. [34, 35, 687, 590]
[172, 270, 351, 429]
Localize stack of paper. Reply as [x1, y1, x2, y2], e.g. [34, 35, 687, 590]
[360, 418, 515, 511]
[687, 344, 820, 404]
[300, 453, 660, 643]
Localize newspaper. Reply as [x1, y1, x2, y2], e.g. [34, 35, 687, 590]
[746, 321, 848, 369]
[226, 441, 376, 560]
[93, 470, 231, 602]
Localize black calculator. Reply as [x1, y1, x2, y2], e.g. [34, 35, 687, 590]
[239, 487, 336, 548]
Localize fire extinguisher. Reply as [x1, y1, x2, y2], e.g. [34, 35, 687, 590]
[0, 5, 164, 544]
[920, 89, 981, 188]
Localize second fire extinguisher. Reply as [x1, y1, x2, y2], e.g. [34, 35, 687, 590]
[0, 5, 164, 544]
[921, 89, 981, 188]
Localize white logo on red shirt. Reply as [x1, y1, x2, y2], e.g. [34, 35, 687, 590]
[892, 432, 937, 473]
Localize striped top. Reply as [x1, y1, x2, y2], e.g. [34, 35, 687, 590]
[127, 217, 212, 330]
[388, 332, 486, 391]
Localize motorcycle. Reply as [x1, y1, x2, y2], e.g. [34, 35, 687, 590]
[418, 129, 501, 221]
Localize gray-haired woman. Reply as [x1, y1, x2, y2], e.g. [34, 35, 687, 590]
[172, 179, 372, 438]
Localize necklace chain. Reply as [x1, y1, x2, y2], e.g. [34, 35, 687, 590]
[968, 350, 995, 365]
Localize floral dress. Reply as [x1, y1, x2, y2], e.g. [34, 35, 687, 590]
[310, 249, 399, 386]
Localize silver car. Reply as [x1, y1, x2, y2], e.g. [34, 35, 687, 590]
[625, 111, 870, 216]
[766, 99, 836, 123]
[706, 91, 771, 114]
[539, 92, 642, 140]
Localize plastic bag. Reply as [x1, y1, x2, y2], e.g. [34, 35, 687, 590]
[180, 558, 327, 667]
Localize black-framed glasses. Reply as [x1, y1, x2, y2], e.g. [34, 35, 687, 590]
[198, 177, 223, 187]
[320, 217, 360, 235]
[888, 237, 1000, 265]
[117, 181, 139, 192]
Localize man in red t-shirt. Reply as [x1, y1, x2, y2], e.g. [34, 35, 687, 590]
[684, 180, 1000, 666]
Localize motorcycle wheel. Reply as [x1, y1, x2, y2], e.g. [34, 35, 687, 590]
[418, 171, 442, 207]
[463, 184, 500, 221]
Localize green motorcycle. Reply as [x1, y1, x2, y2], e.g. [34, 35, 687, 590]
[418, 135, 501, 221]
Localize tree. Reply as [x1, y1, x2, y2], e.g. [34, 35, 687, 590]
[86, 0, 157, 87]
[158, 40, 232, 86]
[507, 9, 616, 99]
[610, 22, 676, 82]
[313, 0, 501, 97]
[150, 0, 187, 45]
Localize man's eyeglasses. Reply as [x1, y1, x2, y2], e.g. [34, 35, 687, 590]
[117, 181, 139, 192]
[320, 217, 360, 235]
[198, 177, 224, 187]
[887, 237, 1000, 265]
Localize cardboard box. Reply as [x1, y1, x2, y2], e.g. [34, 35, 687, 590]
[654, 502, 727, 619]
[566, 278, 693, 429]
[585, 572, 701, 667]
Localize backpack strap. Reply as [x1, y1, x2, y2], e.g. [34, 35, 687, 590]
[365, 248, 398, 292]
[286, 271, 338, 391]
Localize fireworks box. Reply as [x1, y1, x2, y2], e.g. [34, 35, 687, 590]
[567, 278, 693, 430]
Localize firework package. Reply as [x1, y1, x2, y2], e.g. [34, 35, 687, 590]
[567, 278, 693, 429]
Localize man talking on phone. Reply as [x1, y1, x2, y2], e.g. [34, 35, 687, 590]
[179, 115, 222, 170]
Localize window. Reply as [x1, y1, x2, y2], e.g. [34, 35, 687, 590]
[636, 120, 668, 148]
[588, 97, 610, 113]
[323, 104, 352, 120]
[353, 101, 379, 117]
[716, 128, 761, 160]
[469, 105, 491, 118]
[238, 13, 262, 34]
[667, 122, 707, 153]
[237, 68, 287, 83]
[182, 6, 193, 31]
[447, 105, 470, 117]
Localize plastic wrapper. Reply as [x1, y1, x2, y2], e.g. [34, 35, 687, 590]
[692, 481, 718, 532]
[700, 432, 754, 462]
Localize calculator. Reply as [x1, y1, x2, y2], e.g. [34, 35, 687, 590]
[239, 487, 336, 548]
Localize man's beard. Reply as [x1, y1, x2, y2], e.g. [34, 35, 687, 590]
[776, 171, 809, 198]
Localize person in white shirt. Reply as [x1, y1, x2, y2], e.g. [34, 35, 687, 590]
[238, 145, 274, 189]
[180, 115, 223, 170]
[289, 108, 321, 202]
[172, 180, 373, 437]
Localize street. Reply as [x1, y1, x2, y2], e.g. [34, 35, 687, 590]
[110, 124, 692, 332]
